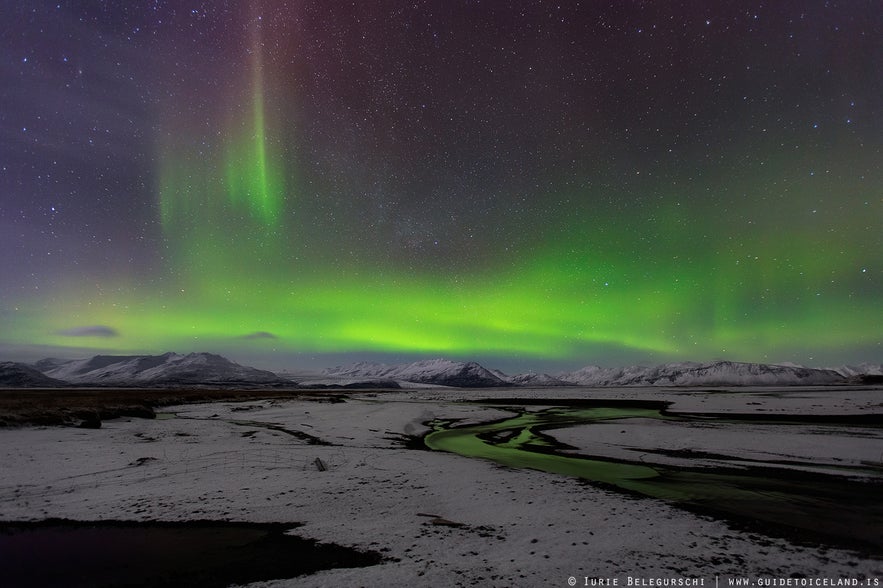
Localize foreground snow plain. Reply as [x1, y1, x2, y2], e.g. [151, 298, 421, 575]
[1, 386, 882, 587]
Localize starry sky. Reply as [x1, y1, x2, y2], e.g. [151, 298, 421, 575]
[1, 1, 881, 372]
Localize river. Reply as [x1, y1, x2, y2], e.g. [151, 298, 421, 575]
[424, 400, 883, 555]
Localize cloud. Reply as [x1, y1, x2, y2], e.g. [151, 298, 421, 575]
[56, 325, 119, 338]
[240, 331, 278, 340]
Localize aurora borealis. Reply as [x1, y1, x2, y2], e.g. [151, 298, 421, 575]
[1, 1, 881, 371]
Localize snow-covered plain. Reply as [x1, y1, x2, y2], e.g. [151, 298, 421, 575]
[1, 387, 882, 587]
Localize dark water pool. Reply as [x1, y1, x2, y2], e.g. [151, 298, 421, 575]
[0, 520, 382, 588]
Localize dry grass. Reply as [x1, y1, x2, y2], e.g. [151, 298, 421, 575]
[0, 387, 356, 427]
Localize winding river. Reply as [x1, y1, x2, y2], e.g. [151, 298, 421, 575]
[424, 401, 883, 554]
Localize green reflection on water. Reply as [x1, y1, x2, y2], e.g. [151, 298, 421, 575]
[424, 404, 883, 553]
[424, 405, 809, 500]
[426, 407, 662, 486]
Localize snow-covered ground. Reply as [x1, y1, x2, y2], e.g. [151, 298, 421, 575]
[1, 387, 881, 586]
[551, 416, 883, 476]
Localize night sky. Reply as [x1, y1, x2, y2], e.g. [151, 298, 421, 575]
[2, 1, 881, 372]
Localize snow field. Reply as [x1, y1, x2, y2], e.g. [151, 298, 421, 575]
[1, 390, 881, 586]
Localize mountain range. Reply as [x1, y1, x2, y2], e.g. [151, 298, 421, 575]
[325, 359, 852, 387]
[1, 352, 881, 388]
[321, 359, 508, 387]
[557, 361, 847, 387]
[23, 352, 286, 387]
[0, 362, 68, 387]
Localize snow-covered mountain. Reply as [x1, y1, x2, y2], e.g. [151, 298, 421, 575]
[32, 358, 74, 373]
[323, 359, 508, 387]
[831, 363, 883, 377]
[0, 362, 68, 387]
[21, 353, 873, 389]
[489, 369, 570, 387]
[323, 358, 853, 388]
[558, 360, 846, 387]
[38, 352, 288, 386]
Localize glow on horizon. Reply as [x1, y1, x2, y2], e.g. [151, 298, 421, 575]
[6, 239, 880, 366]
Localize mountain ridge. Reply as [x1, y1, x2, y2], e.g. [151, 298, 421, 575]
[326, 358, 854, 388]
[323, 358, 507, 387]
[37, 352, 289, 387]
[557, 360, 845, 387]
[12, 352, 881, 388]
[0, 362, 68, 387]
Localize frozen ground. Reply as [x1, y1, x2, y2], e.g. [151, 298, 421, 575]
[1, 387, 882, 587]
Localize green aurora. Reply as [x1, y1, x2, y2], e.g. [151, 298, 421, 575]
[2, 2, 881, 369]
[7, 90, 881, 366]
[10, 159, 880, 366]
